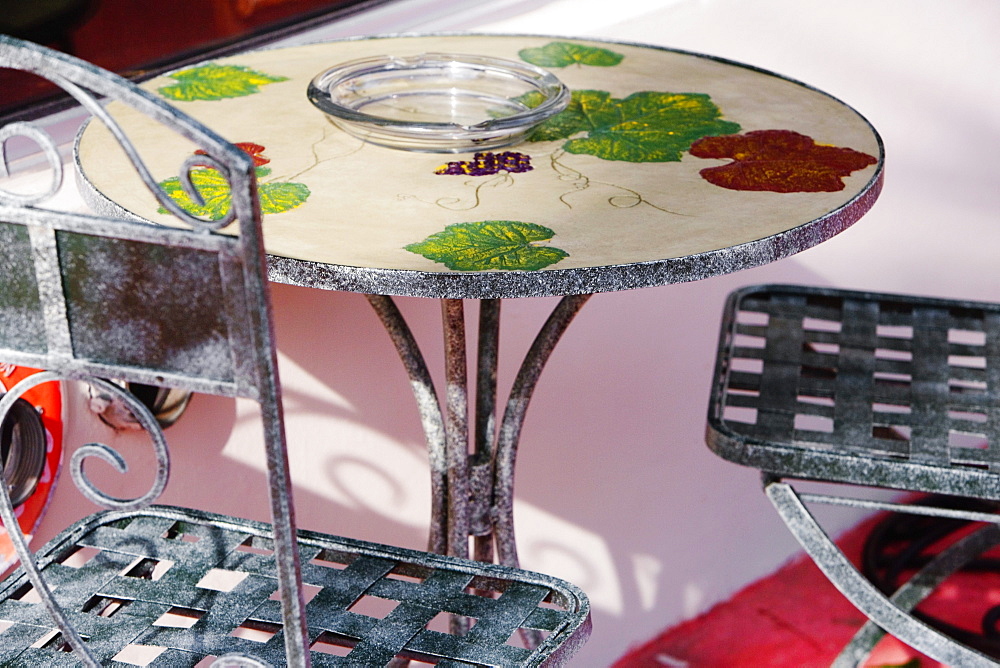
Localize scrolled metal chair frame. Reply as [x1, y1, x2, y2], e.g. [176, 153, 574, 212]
[0, 35, 590, 667]
[0, 34, 306, 665]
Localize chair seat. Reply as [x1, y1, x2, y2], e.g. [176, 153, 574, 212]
[706, 284, 1000, 666]
[0, 506, 590, 667]
[707, 284, 1000, 499]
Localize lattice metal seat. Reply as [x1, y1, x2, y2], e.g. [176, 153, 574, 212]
[0, 36, 589, 666]
[0, 507, 586, 666]
[707, 284, 1000, 667]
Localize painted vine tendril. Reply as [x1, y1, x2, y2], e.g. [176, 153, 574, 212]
[29, 373, 170, 510]
[549, 149, 684, 214]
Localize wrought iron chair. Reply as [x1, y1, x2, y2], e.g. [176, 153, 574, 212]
[0, 35, 590, 666]
[707, 283, 1000, 667]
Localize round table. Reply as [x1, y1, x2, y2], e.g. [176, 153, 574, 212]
[76, 34, 884, 563]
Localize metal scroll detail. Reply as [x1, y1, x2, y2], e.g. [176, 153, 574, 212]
[70, 377, 170, 510]
[1, 73, 235, 231]
[52, 71, 237, 231]
[0, 372, 170, 666]
[0, 121, 64, 206]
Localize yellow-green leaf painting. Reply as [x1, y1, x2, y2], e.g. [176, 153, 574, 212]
[405, 221, 568, 271]
[530, 89, 741, 162]
[519, 42, 624, 68]
[158, 167, 309, 220]
[158, 143, 309, 220]
[257, 170, 312, 213]
[158, 168, 235, 220]
[158, 63, 288, 101]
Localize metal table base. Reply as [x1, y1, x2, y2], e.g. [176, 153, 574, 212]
[367, 295, 591, 566]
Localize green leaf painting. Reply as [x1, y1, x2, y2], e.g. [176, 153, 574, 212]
[405, 221, 568, 271]
[158, 63, 288, 101]
[529, 89, 741, 162]
[257, 169, 311, 215]
[159, 169, 234, 220]
[158, 167, 309, 220]
[519, 42, 624, 68]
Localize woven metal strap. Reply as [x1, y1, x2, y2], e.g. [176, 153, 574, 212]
[0, 508, 587, 666]
[716, 286, 1000, 479]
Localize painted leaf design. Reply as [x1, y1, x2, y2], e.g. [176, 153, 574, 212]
[196, 142, 269, 167]
[258, 179, 311, 213]
[158, 167, 309, 220]
[158, 63, 288, 101]
[529, 89, 741, 162]
[514, 90, 548, 111]
[528, 90, 621, 142]
[405, 221, 568, 271]
[689, 129, 878, 192]
[158, 169, 234, 220]
[519, 42, 624, 68]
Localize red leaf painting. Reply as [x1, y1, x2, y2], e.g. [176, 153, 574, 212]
[689, 129, 877, 193]
[194, 142, 270, 167]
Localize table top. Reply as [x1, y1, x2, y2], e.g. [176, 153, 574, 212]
[75, 34, 883, 299]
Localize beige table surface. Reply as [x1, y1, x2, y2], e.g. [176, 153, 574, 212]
[76, 34, 883, 298]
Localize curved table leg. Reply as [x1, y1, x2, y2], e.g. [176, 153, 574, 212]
[367, 294, 591, 649]
[442, 298, 472, 559]
[366, 294, 448, 555]
[492, 294, 592, 569]
[473, 299, 501, 564]
[366, 294, 591, 566]
[765, 481, 999, 667]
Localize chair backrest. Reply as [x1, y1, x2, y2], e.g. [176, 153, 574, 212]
[0, 35, 271, 400]
[0, 35, 310, 664]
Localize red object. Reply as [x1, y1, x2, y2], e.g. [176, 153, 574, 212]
[0, 366, 63, 572]
[195, 142, 270, 167]
[611, 511, 985, 667]
[690, 129, 878, 193]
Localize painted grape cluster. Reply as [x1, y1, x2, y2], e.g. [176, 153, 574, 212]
[435, 152, 533, 176]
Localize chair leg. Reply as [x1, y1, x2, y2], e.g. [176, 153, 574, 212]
[833, 523, 1000, 666]
[765, 481, 999, 667]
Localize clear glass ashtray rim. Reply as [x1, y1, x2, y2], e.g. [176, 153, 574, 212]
[305, 52, 570, 136]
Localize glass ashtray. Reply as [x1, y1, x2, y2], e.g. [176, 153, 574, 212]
[306, 53, 570, 152]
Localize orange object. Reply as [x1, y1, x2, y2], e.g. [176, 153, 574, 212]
[0, 365, 63, 571]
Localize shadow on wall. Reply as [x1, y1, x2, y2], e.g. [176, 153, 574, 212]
[30, 241, 869, 660]
[266, 255, 855, 625]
